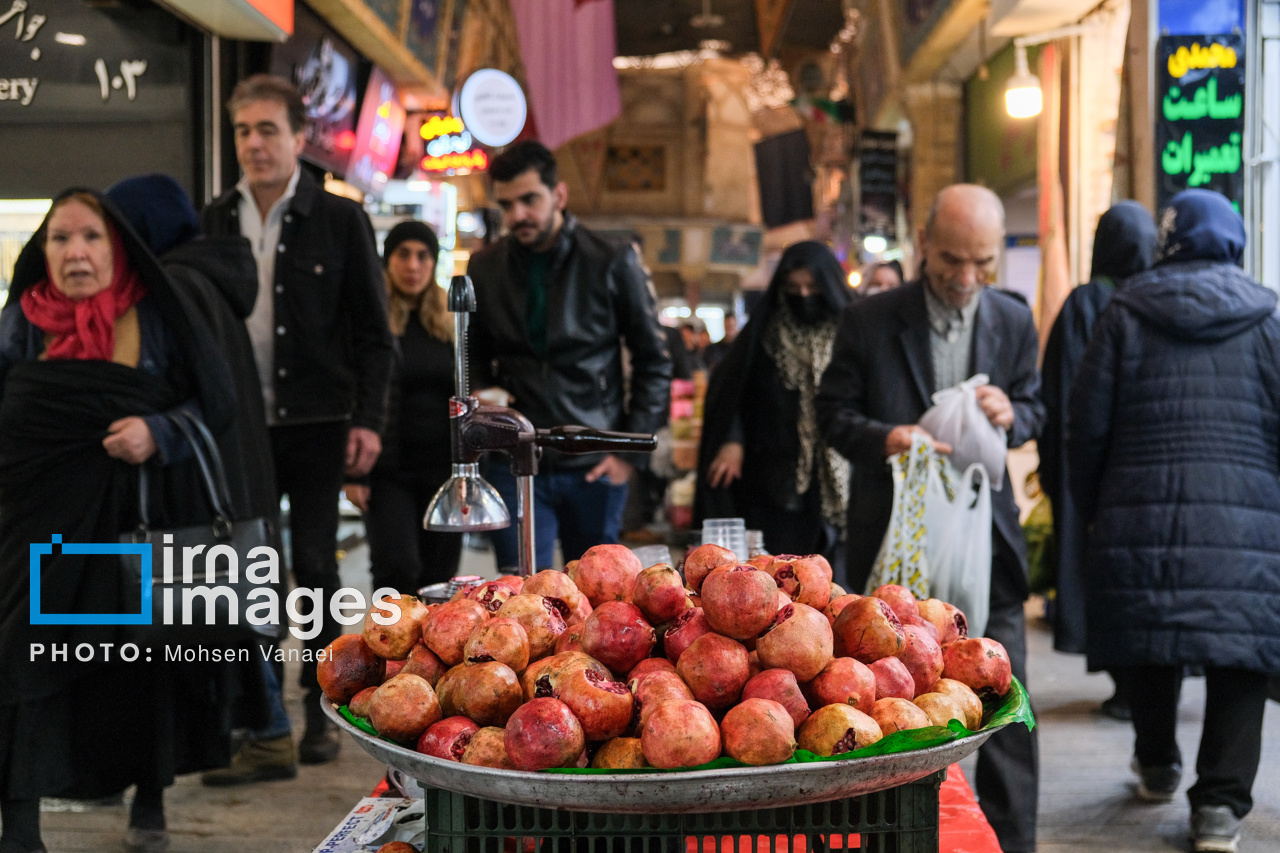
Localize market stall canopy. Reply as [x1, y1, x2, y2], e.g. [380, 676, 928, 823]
[157, 0, 292, 41]
[614, 0, 845, 58]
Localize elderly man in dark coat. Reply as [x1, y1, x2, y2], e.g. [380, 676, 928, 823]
[817, 184, 1043, 853]
[1069, 189, 1280, 853]
[1038, 201, 1157, 719]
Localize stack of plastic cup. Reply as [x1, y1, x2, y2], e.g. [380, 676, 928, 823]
[701, 517, 748, 562]
[630, 544, 673, 568]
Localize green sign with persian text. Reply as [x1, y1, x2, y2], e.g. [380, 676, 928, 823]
[1156, 34, 1245, 211]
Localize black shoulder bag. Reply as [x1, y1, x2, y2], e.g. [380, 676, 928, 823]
[120, 411, 283, 646]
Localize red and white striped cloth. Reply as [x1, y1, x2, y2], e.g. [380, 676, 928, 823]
[508, 0, 622, 151]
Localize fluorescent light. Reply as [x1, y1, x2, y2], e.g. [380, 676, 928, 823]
[863, 235, 888, 254]
[1005, 45, 1042, 118]
[406, 180, 432, 192]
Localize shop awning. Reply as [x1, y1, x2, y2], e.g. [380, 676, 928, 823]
[157, 0, 293, 42]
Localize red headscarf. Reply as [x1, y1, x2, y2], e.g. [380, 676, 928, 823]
[20, 216, 147, 362]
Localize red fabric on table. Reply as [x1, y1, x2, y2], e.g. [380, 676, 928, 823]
[684, 764, 1001, 853]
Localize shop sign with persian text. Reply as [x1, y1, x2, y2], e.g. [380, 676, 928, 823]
[1156, 34, 1245, 211]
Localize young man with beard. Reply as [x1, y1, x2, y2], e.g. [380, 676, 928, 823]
[467, 141, 671, 570]
[816, 184, 1043, 852]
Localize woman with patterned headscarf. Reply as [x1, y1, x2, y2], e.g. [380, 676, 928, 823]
[696, 241, 850, 572]
[1069, 189, 1280, 853]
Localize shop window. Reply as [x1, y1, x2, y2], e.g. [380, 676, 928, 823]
[605, 145, 666, 192]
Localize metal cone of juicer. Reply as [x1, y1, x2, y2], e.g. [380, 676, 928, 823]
[424, 275, 511, 532]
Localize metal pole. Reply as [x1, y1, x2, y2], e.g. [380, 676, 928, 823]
[515, 474, 537, 577]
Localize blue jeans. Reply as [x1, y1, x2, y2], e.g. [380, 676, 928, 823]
[253, 655, 293, 740]
[484, 460, 630, 570]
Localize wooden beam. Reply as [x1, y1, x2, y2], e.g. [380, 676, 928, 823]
[755, 0, 794, 58]
[900, 0, 989, 84]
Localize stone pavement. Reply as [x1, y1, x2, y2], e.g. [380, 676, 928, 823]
[29, 537, 1280, 852]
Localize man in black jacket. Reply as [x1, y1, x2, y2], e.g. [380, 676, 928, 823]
[200, 75, 393, 779]
[816, 184, 1043, 852]
[468, 141, 671, 569]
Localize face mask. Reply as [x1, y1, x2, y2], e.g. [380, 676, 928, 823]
[786, 293, 828, 325]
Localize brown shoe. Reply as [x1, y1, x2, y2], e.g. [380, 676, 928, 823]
[201, 735, 297, 786]
[298, 721, 340, 765]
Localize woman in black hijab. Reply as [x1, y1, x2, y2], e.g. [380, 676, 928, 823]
[0, 189, 240, 853]
[1038, 200, 1157, 718]
[695, 241, 851, 567]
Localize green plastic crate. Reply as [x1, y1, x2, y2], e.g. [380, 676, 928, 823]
[421, 770, 943, 853]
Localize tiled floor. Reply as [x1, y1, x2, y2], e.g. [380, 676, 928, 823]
[29, 537, 1280, 852]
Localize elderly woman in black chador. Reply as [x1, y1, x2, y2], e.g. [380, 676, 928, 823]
[0, 189, 259, 853]
[695, 241, 851, 569]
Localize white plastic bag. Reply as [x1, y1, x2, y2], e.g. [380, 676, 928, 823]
[918, 373, 1007, 491]
[866, 436, 933, 600]
[925, 458, 992, 638]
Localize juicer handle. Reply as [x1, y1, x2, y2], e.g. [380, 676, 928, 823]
[534, 425, 658, 454]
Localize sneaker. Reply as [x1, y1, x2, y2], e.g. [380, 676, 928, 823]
[123, 827, 170, 853]
[1130, 756, 1181, 803]
[201, 735, 297, 786]
[1191, 805, 1241, 852]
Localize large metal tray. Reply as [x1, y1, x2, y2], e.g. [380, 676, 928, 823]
[323, 701, 1002, 813]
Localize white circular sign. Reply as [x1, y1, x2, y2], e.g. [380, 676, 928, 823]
[457, 69, 527, 148]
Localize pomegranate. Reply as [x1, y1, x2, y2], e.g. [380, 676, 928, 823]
[493, 574, 524, 593]
[941, 638, 1012, 702]
[742, 669, 811, 728]
[804, 657, 876, 715]
[520, 651, 610, 701]
[367, 673, 442, 742]
[775, 589, 793, 611]
[496, 594, 568, 661]
[682, 543, 738, 593]
[765, 555, 831, 610]
[868, 656, 915, 701]
[870, 584, 920, 623]
[829, 581, 848, 598]
[903, 614, 941, 643]
[348, 686, 377, 718]
[640, 700, 721, 768]
[755, 603, 833, 682]
[463, 617, 531, 673]
[627, 657, 677, 683]
[555, 668, 634, 741]
[630, 670, 695, 729]
[931, 678, 984, 730]
[569, 544, 642, 607]
[797, 704, 883, 756]
[832, 597, 905, 663]
[460, 726, 516, 769]
[446, 660, 523, 726]
[662, 607, 713, 664]
[567, 594, 593, 627]
[632, 564, 691, 624]
[430, 664, 467, 716]
[416, 716, 480, 761]
[400, 642, 446, 686]
[825, 592, 862, 625]
[504, 697, 586, 771]
[362, 594, 430, 661]
[466, 580, 515, 615]
[913, 692, 966, 728]
[746, 650, 763, 680]
[897, 625, 944, 697]
[422, 599, 489, 666]
[871, 697, 932, 734]
[382, 659, 406, 681]
[917, 599, 969, 645]
[677, 633, 750, 710]
[700, 565, 779, 640]
[746, 553, 774, 571]
[521, 568, 583, 612]
[375, 843, 418, 853]
[580, 601, 656, 674]
[554, 623, 585, 654]
[319, 634, 386, 703]
[591, 737, 648, 769]
[720, 698, 797, 765]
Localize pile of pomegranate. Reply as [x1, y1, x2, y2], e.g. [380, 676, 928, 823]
[318, 543, 1013, 772]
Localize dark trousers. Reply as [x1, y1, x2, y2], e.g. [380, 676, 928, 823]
[975, 533, 1040, 853]
[271, 422, 347, 699]
[1122, 665, 1268, 818]
[484, 460, 630, 570]
[365, 470, 463, 595]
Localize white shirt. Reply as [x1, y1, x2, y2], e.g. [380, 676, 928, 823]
[237, 167, 301, 424]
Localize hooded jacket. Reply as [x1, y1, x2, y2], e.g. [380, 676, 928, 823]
[1068, 205, 1280, 672]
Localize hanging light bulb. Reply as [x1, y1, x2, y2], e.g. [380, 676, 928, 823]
[1005, 43, 1042, 118]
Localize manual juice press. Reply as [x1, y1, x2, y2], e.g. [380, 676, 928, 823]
[422, 275, 657, 577]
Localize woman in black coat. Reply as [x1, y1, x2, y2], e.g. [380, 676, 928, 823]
[1039, 201, 1156, 717]
[1068, 189, 1280, 852]
[346, 222, 462, 594]
[695, 241, 850, 567]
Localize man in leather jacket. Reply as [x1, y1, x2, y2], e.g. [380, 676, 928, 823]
[199, 75, 393, 780]
[468, 141, 671, 570]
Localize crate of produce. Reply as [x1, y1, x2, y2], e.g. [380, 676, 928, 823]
[421, 770, 944, 853]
